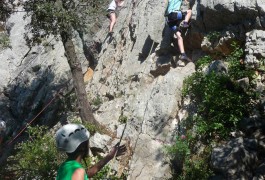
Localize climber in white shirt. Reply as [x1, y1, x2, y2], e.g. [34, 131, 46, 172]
[107, 0, 125, 35]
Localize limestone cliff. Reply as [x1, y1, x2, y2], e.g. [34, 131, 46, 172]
[0, 0, 265, 179]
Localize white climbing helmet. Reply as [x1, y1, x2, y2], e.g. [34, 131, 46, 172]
[55, 124, 90, 153]
[0, 120, 6, 133]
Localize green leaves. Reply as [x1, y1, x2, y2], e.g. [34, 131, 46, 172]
[1, 125, 66, 179]
[183, 42, 256, 140]
[22, 0, 108, 45]
[0, 32, 10, 48]
[195, 55, 212, 71]
[165, 136, 190, 161]
[186, 72, 251, 139]
[23, 0, 80, 45]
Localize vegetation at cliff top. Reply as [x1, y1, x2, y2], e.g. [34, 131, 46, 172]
[165, 42, 258, 179]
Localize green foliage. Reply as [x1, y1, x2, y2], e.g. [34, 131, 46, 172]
[165, 136, 190, 161]
[206, 31, 221, 42]
[92, 95, 103, 106]
[184, 72, 251, 139]
[173, 41, 259, 179]
[1, 125, 66, 179]
[259, 58, 265, 71]
[226, 42, 255, 80]
[165, 135, 213, 180]
[178, 156, 213, 180]
[0, 33, 10, 48]
[183, 43, 255, 139]
[23, 0, 107, 45]
[23, 0, 80, 45]
[195, 55, 213, 71]
[118, 115, 128, 124]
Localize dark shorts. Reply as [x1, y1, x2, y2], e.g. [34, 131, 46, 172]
[167, 11, 187, 32]
[106, 9, 115, 18]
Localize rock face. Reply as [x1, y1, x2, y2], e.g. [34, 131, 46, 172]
[1, 0, 265, 179]
[245, 30, 265, 68]
[88, 1, 196, 178]
[0, 10, 72, 135]
[211, 137, 258, 179]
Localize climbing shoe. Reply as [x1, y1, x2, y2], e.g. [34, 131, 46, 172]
[179, 54, 191, 62]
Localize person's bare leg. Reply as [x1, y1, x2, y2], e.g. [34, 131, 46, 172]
[185, 9, 192, 22]
[176, 31, 185, 53]
[109, 13, 116, 33]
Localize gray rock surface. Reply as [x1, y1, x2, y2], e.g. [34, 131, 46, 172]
[0, 10, 71, 137]
[1, 0, 265, 179]
[245, 30, 265, 68]
[211, 137, 258, 179]
[87, 0, 196, 178]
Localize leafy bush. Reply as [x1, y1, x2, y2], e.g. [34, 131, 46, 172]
[165, 136, 190, 161]
[225, 42, 255, 80]
[183, 72, 251, 139]
[206, 31, 221, 42]
[178, 156, 213, 180]
[195, 55, 213, 71]
[165, 135, 213, 180]
[0, 125, 65, 179]
[183, 42, 255, 139]
[169, 42, 257, 179]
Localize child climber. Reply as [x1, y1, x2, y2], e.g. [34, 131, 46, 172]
[56, 124, 126, 179]
[107, 0, 125, 35]
[166, 0, 192, 61]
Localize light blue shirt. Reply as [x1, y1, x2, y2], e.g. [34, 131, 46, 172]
[166, 0, 182, 14]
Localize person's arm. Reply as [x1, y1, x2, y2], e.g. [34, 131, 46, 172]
[72, 168, 86, 180]
[87, 144, 126, 178]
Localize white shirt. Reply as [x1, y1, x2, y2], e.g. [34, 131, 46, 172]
[108, 0, 117, 10]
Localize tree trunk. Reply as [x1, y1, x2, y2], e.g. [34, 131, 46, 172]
[60, 32, 100, 127]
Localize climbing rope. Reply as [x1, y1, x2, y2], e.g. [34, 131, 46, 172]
[5, 85, 67, 146]
[95, 1, 162, 177]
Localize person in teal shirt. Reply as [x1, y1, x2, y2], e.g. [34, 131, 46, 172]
[166, 0, 192, 61]
[56, 124, 126, 179]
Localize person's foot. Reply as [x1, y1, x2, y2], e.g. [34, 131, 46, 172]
[179, 54, 191, 62]
[109, 31, 114, 36]
[181, 21, 189, 28]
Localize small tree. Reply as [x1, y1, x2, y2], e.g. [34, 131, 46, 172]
[22, 0, 104, 128]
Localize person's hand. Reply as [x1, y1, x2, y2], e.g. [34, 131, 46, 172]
[109, 143, 127, 159]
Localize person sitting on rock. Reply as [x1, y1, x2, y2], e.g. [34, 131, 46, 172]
[55, 124, 126, 179]
[107, 0, 125, 35]
[165, 0, 192, 61]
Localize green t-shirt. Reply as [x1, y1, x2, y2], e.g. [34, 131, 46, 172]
[56, 160, 88, 180]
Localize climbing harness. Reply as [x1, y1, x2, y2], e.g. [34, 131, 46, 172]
[165, 11, 190, 36]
